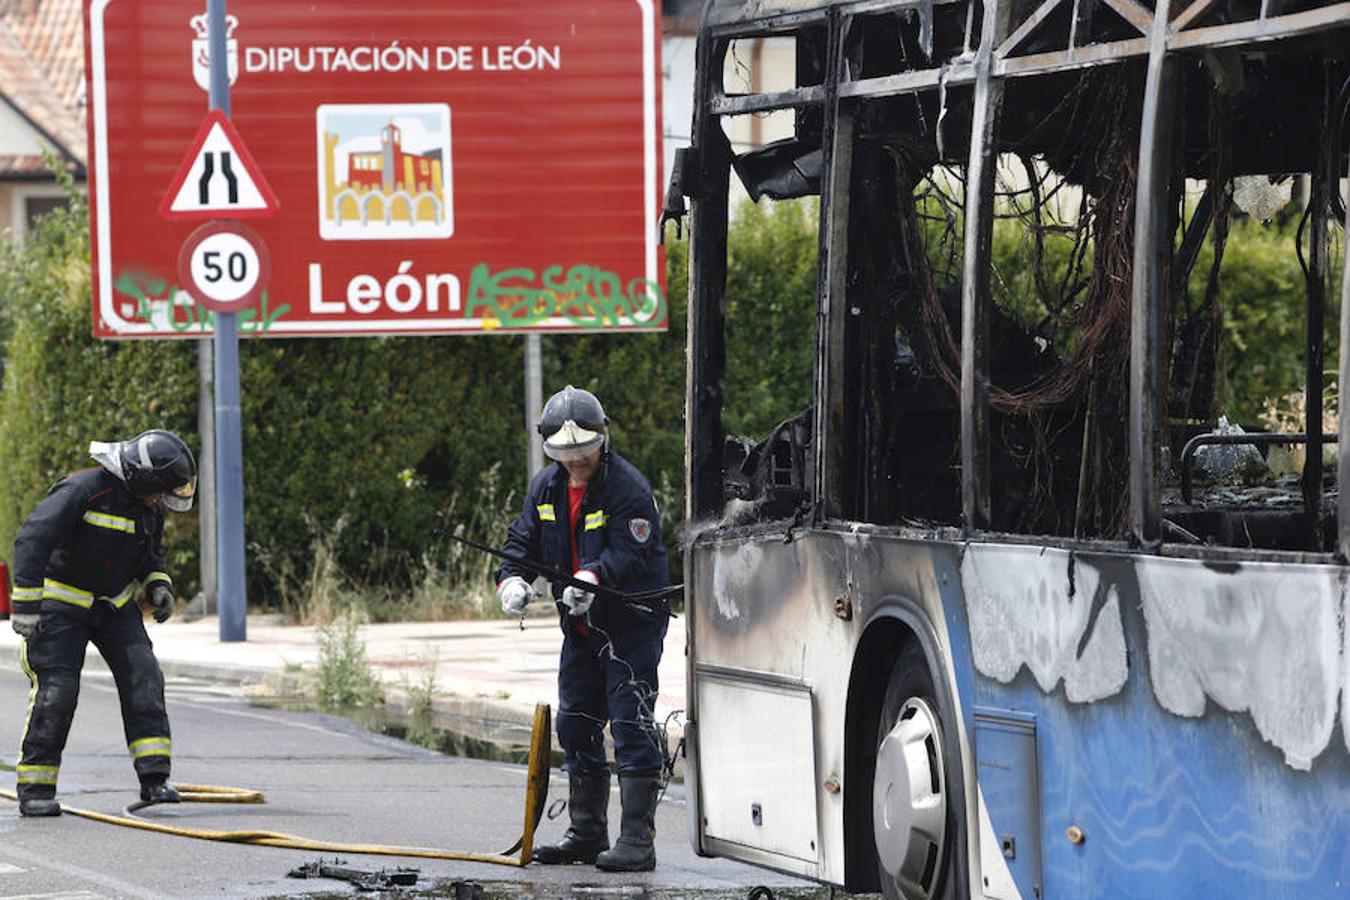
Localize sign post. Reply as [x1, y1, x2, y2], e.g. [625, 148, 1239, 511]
[207, 0, 247, 642]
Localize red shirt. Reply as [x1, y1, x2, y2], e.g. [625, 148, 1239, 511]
[568, 482, 586, 573]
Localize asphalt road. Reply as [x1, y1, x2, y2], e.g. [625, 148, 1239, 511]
[0, 666, 818, 899]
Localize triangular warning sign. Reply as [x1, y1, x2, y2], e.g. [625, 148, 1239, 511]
[159, 109, 280, 220]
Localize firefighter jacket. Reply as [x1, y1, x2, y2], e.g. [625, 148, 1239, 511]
[497, 450, 669, 619]
[12, 468, 172, 617]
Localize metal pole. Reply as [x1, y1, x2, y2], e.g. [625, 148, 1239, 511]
[197, 339, 217, 615]
[1337, 143, 1350, 559]
[208, 0, 247, 641]
[960, 0, 1011, 532]
[811, 9, 848, 522]
[525, 334, 544, 475]
[1128, 0, 1176, 545]
[1304, 126, 1328, 550]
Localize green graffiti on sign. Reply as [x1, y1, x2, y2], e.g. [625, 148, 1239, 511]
[114, 270, 290, 334]
[464, 263, 665, 330]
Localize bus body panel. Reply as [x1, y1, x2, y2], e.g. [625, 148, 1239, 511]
[688, 530, 1350, 896]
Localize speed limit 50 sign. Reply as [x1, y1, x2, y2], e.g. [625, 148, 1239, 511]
[178, 221, 272, 313]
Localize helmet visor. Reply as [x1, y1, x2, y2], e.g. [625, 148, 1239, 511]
[542, 421, 605, 462]
[165, 476, 197, 512]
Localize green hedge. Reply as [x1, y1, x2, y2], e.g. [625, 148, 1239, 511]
[0, 188, 199, 581]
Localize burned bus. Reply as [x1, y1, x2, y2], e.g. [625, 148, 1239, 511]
[664, 0, 1349, 896]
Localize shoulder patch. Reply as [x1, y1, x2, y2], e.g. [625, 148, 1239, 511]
[629, 518, 653, 544]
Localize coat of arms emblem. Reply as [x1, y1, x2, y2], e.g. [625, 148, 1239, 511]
[190, 14, 239, 92]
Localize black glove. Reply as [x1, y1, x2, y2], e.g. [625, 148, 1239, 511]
[148, 583, 175, 623]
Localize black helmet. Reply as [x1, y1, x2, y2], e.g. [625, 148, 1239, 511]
[116, 430, 197, 511]
[537, 385, 608, 462]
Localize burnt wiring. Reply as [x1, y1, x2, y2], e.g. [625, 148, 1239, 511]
[554, 616, 685, 801]
[888, 67, 1144, 534]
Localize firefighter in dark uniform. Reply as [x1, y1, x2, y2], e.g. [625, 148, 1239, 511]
[10, 430, 197, 817]
[496, 386, 670, 872]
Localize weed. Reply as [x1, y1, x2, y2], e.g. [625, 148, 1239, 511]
[315, 608, 383, 710]
[1259, 382, 1339, 475]
[366, 463, 520, 622]
[255, 515, 363, 624]
[402, 652, 440, 750]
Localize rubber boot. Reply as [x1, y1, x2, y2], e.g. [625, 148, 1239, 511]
[533, 769, 611, 864]
[19, 798, 61, 817]
[595, 773, 659, 872]
[140, 779, 181, 804]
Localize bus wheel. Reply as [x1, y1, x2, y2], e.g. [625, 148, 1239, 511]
[873, 646, 952, 900]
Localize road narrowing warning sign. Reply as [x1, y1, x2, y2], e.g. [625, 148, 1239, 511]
[159, 110, 280, 220]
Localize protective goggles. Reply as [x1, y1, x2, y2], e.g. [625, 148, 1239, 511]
[165, 476, 197, 512]
[542, 420, 605, 462]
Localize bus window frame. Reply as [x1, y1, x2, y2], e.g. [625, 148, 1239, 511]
[683, 0, 1350, 560]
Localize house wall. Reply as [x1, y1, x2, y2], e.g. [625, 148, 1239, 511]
[0, 98, 78, 242]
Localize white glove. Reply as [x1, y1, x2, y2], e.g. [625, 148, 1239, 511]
[11, 613, 40, 639]
[497, 576, 532, 616]
[560, 570, 598, 617]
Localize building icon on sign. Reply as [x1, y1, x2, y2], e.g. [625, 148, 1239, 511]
[316, 103, 454, 240]
[345, 123, 443, 196]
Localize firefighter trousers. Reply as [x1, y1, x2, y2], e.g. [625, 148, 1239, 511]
[557, 611, 667, 775]
[16, 600, 172, 800]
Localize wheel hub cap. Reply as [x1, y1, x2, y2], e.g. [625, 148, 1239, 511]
[873, 696, 947, 898]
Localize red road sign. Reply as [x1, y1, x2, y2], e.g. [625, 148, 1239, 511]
[178, 221, 272, 313]
[85, 0, 664, 338]
[160, 111, 281, 221]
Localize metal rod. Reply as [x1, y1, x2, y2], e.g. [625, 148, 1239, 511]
[1128, 0, 1176, 545]
[812, 9, 850, 523]
[1100, 0, 1153, 34]
[1179, 432, 1339, 503]
[997, 0, 1064, 59]
[524, 335, 543, 476]
[208, 0, 247, 641]
[834, 1, 1350, 100]
[685, 38, 731, 521]
[197, 339, 217, 615]
[1337, 134, 1350, 559]
[959, 0, 1010, 531]
[1304, 101, 1329, 551]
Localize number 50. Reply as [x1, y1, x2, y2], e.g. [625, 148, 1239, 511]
[203, 250, 249, 283]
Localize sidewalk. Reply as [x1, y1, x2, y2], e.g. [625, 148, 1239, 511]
[0, 611, 687, 751]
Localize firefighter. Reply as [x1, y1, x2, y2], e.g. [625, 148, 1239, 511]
[10, 430, 196, 817]
[496, 386, 670, 872]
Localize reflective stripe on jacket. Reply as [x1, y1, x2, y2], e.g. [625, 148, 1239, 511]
[12, 468, 170, 617]
[497, 450, 669, 618]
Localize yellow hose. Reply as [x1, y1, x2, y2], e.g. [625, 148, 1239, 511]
[2, 703, 552, 868]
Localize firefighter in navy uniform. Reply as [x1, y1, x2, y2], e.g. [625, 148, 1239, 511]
[10, 430, 196, 817]
[496, 386, 670, 872]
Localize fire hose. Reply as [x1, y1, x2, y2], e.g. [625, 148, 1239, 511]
[0, 703, 553, 867]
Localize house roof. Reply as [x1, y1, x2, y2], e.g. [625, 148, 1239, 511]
[0, 0, 85, 177]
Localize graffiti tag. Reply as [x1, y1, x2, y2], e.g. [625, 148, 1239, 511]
[464, 263, 665, 330]
[115, 270, 289, 334]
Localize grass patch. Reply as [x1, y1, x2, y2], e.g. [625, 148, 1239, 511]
[315, 608, 383, 711]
